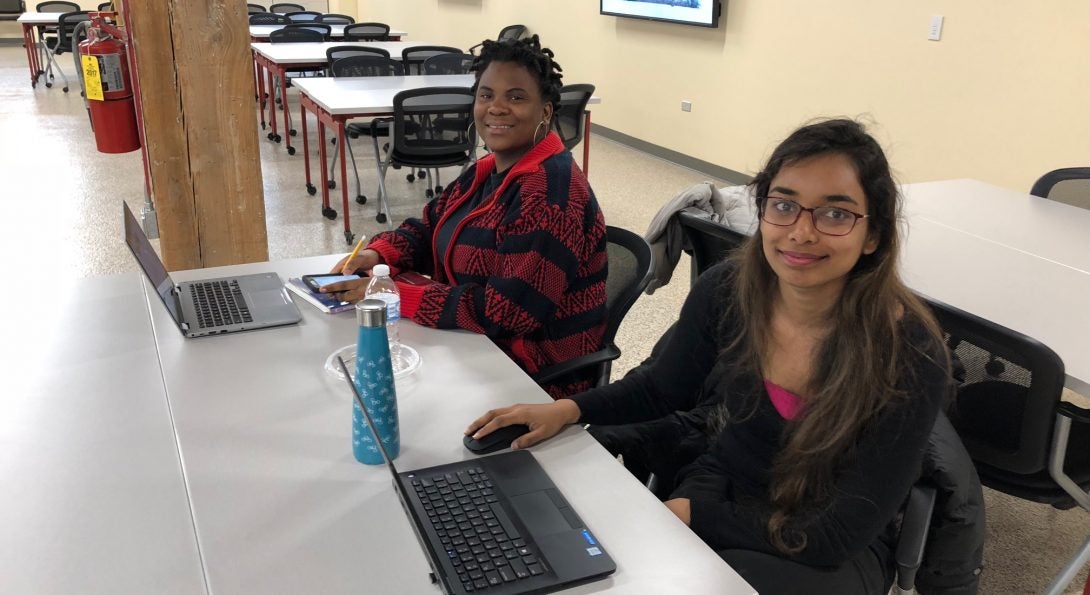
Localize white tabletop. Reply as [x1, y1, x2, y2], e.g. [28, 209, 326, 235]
[251, 41, 438, 65]
[293, 74, 475, 115]
[903, 178, 1090, 274]
[148, 255, 753, 594]
[17, 12, 62, 24]
[248, 24, 408, 39]
[0, 274, 206, 594]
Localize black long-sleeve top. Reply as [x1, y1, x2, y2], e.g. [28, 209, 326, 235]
[572, 263, 948, 567]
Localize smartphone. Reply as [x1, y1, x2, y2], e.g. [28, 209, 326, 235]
[302, 274, 361, 291]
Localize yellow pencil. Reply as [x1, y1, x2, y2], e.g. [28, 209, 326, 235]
[342, 236, 367, 275]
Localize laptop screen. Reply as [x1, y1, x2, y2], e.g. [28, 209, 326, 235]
[123, 203, 185, 327]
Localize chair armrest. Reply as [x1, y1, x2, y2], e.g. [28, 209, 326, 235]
[895, 482, 937, 592]
[467, 42, 483, 56]
[531, 344, 621, 386]
[1058, 400, 1090, 424]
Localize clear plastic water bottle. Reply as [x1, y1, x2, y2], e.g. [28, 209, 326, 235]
[353, 299, 400, 464]
[365, 264, 401, 365]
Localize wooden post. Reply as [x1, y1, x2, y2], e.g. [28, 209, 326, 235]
[124, 0, 268, 270]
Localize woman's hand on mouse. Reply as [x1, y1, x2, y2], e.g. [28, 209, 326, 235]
[465, 400, 581, 450]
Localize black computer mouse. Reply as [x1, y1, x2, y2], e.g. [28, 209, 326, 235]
[463, 424, 531, 455]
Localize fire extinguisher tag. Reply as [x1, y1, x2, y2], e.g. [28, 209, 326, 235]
[82, 55, 105, 101]
[82, 53, 125, 101]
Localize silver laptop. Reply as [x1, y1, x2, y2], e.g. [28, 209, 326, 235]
[123, 202, 301, 337]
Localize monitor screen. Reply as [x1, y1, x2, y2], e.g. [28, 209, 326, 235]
[600, 0, 721, 28]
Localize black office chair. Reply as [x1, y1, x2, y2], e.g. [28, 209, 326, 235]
[554, 83, 595, 153]
[324, 56, 405, 216]
[1030, 167, 1090, 211]
[343, 22, 390, 41]
[249, 12, 289, 25]
[468, 24, 527, 55]
[283, 22, 330, 39]
[316, 13, 354, 24]
[922, 295, 1090, 594]
[533, 226, 654, 389]
[367, 86, 477, 225]
[401, 45, 461, 75]
[35, 0, 77, 10]
[675, 209, 748, 285]
[96, 1, 112, 10]
[0, 0, 24, 23]
[246, 3, 266, 14]
[41, 10, 89, 92]
[421, 52, 475, 75]
[285, 10, 320, 22]
[269, 2, 303, 13]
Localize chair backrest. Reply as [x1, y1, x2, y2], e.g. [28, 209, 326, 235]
[269, 2, 303, 13]
[330, 55, 403, 78]
[923, 295, 1066, 475]
[497, 24, 527, 41]
[283, 22, 330, 39]
[97, 1, 112, 10]
[36, 0, 77, 11]
[390, 86, 477, 162]
[269, 26, 324, 43]
[53, 10, 89, 47]
[601, 226, 654, 346]
[0, 0, 25, 16]
[246, 3, 266, 14]
[554, 83, 594, 152]
[285, 10, 321, 22]
[249, 12, 289, 25]
[1029, 167, 1090, 210]
[316, 13, 354, 24]
[325, 45, 391, 66]
[401, 45, 462, 75]
[421, 52, 475, 75]
[676, 209, 748, 283]
[343, 22, 390, 41]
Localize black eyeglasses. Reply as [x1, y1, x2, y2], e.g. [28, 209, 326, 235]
[759, 196, 868, 236]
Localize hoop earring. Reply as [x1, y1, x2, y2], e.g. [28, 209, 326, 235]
[533, 119, 548, 145]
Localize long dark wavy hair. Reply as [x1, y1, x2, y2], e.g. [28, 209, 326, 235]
[716, 118, 945, 554]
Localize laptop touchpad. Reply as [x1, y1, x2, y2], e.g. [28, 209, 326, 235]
[509, 491, 573, 536]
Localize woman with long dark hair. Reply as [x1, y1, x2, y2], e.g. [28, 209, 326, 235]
[466, 119, 950, 593]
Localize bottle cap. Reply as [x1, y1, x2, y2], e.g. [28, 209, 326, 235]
[372, 264, 390, 277]
[356, 299, 387, 327]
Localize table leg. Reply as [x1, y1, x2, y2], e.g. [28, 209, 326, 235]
[317, 118, 332, 215]
[280, 71, 294, 155]
[300, 96, 315, 196]
[582, 109, 592, 176]
[337, 118, 352, 243]
[266, 64, 278, 142]
[22, 23, 38, 87]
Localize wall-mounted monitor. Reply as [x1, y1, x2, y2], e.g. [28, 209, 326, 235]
[600, 0, 721, 28]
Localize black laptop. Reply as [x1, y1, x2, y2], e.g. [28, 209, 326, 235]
[337, 357, 616, 594]
[124, 202, 301, 337]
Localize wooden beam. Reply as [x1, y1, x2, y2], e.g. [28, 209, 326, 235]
[124, 0, 268, 270]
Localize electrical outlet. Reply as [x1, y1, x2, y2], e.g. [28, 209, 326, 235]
[681, 100, 692, 112]
[928, 15, 944, 41]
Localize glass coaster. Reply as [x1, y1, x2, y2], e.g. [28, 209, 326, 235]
[325, 343, 422, 383]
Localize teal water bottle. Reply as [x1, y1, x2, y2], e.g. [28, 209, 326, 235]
[353, 299, 400, 464]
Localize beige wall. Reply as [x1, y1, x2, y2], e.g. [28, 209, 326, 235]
[356, 0, 1089, 191]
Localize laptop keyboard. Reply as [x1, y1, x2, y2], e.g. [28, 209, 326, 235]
[412, 466, 548, 592]
[189, 280, 253, 329]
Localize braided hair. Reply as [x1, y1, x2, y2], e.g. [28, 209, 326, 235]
[471, 34, 564, 115]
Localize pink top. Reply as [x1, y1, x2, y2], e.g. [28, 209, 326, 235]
[763, 379, 803, 421]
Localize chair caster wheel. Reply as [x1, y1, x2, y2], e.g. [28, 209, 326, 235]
[62, 86, 68, 93]
[406, 174, 415, 183]
[376, 212, 388, 224]
[273, 134, 282, 143]
[344, 231, 354, 244]
[287, 146, 296, 155]
[322, 207, 337, 220]
[425, 188, 434, 199]
[45, 81, 52, 88]
[434, 185, 443, 195]
[267, 132, 275, 140]
[306, 184, 316, 195]
[327, 180, 336, 189]
[418, 169, 427, 178]
[289, 129, 297, 137]
[356, 195, 367, 205]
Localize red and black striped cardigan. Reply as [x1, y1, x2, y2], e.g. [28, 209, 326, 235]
[367, 132, 608, 398]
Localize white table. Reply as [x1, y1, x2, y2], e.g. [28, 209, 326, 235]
[903, 179, 1090, 274]
[0, 274, 206, 593]
[150, 254, 755, 594]
[16, 12, 62, 88]
[250, 41, 439, 155]
[248, 24, 408, 40]
[291, 75, 601, 243]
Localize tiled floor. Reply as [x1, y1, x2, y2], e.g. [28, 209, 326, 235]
[2, 44, 1088, 593]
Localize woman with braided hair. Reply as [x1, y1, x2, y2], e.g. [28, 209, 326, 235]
[327, 35, 608, 399]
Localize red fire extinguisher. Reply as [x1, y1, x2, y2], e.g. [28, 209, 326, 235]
[79, 12, 141, 154]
